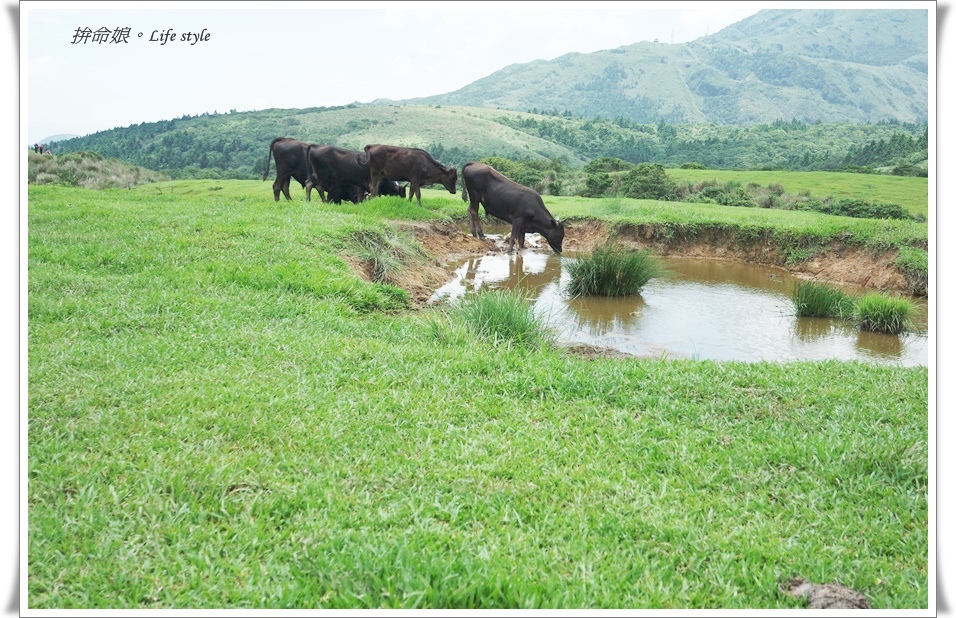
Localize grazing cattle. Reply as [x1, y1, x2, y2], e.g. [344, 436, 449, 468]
[305, 144, 406, 204]
[364, 144, 457, 207]
[461, 161, 564, 254]
[263, 137, 313, 202]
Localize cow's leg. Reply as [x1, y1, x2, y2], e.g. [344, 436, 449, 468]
[369, 172, 381, 199]
[468, 199, 484, 240]
[272, 177, 282, 202]
[506, 219, 525, 253]
[281, 177, 293, 201]
[305, 178, 313, 202]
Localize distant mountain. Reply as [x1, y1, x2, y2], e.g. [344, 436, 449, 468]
[35, 134, 79, 146]
[405, 9, 928, 125]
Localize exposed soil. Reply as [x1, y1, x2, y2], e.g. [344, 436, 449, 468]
[392, 219, 922, 299]
[781, 577, 871, 610]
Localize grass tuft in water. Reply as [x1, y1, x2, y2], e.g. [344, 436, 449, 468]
[792, 282, 856, 318]
[854, 292, 914, 334]
[564, 242, 666, 297]
[446, 288, 554, 350]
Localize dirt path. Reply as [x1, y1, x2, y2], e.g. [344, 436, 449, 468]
[388, 219, 923, 304]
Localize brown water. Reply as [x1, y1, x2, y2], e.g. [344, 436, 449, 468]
[430, 238, 929, 366]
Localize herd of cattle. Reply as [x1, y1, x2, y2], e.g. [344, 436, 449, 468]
[263, 137, 564, 253]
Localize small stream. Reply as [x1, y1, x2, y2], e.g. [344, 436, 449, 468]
[429, 234, 929, 366]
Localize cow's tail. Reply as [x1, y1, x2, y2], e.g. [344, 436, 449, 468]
[305, 143, 315, 179]
[460, 161, 473, 202]
[263, 138, 279, 181]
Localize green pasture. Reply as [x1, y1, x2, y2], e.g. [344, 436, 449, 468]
[136, 179, 929, 254]
[666, 168, 929, 219]
[27, 183, 929, 609]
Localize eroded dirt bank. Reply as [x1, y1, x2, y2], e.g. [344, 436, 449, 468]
[387, 219, 924, 304]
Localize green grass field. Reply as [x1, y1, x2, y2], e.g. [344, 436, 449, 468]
[666, 169, 929, 219]
[27, 182, 929, 609]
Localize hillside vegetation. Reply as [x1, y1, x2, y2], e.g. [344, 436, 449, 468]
[47, 105, 927, 182]
[410, 9, 927, 125]
[27, 151, 170, 189]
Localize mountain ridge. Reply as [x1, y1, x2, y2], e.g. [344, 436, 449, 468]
[399, 9, 928, 125]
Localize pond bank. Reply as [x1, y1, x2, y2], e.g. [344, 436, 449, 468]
[389, 219, 925, 304]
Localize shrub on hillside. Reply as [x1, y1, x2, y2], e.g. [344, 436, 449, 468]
[580, 173, 614, 198]
[477, 156, 565, 194]
[584, 157, 634, 174]
[811, 198, 911, 220]
[618, 163, 679, 200]
[891, 163, 928, 177]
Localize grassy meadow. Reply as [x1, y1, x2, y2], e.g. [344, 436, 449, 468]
[666, 168, 929, 219]
[27, 181, 929, 609]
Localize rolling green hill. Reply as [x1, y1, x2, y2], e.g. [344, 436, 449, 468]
[47, 105, 926, 181]
[408, 9, 928, 125]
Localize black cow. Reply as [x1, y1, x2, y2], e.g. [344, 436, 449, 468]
[461, 161, 564, 254]
[364, 144, 457, 207]
[305, 145, 406, 204]
[263, 137, 315, 202]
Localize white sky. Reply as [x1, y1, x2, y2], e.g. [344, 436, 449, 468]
[21, 0, 772, 144]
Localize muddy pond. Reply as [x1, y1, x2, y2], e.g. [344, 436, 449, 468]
[429, 234, 929, 367]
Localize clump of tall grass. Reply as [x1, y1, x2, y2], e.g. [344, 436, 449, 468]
[792, 282, 856, 318]
[446, 288, 554, 350]
[565, 242, 666, 297]
[854, 293, 914, 334]
[792, 283, 916, 335]
[347, 228, 427, 285]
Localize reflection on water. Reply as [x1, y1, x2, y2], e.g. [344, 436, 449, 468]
[430, 241, 929, 366]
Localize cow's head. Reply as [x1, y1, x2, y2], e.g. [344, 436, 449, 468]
[441, 166, 458, 195]
[543, 218, 565, 254]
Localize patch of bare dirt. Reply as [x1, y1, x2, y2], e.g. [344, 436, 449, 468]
[561, 343, 687, 361]
[563, 343, 635, 360]
[781, 577, 871, 609]
[395, 220, 497, 265]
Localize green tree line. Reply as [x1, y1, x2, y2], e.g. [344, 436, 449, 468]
[46, 106, 928, 180]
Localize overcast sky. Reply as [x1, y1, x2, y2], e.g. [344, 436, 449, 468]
[22, 1, 773, 145]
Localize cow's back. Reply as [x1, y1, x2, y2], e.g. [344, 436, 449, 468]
[273, 139, 311, 179]
[464, 162, 549, 220]
[311, 145, 369, 187]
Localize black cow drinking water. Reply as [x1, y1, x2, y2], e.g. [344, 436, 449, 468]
[461, 161, 564, 254]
